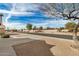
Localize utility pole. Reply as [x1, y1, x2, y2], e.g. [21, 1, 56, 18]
[0, 14, 3, 24]
[0, 14, 5, 36]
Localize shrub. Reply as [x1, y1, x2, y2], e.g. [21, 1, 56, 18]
[65, 22, 76, 32]
[1, 34, 10, 38]
[68, 28, 74, 32]
[26, 24, 32, 30]
[57, 27, 64, 32]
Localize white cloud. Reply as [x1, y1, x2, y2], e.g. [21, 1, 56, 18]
[0, 9, 34, 16]
[0, 3, 36, 23]
[46, 19, 69, 24]
[3, 19, 70, 29]
[32, 19, 69, 28]
[4, 22, 26, 29]
[14, 3, 40, 12]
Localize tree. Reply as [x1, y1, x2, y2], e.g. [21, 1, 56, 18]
[39, 4, 79, 39]
[26, 23, 32, 32]
[65, 22, 76, 32]
[33, 26, 37, 32]
[39, 3, 79, 48]
[39, 26, 43, 30]
[57, 27, 64, 32]
[46, 26, 50, 30]
[38, 26, 43, 32]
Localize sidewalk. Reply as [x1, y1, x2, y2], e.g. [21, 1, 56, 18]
[0, 38, 33, 56]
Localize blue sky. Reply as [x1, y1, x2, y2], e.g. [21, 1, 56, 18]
[0, 3, 69, 29]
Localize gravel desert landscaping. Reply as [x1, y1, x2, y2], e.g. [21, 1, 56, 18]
[0, 30, 78, 56]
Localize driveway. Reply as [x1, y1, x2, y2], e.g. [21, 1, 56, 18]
[0, 38, 33, 56]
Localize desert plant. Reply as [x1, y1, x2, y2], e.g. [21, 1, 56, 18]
[46, 27, 50, 30]
[1, 34, 10, 38]
[26, 23, 32, 32]
[38, 26, 43, 32]
[65, 22, 76, 32]
[33, 26, 37, 32]
[57, 27, 64, 32]
[57, 28, 61, 32]
[39, 26, 43, 30]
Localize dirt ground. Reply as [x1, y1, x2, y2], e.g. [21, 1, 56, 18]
[12, 37, 79, 56]
[13, 40, 54, 56]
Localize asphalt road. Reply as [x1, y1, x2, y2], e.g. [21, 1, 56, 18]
[27, 33, 79, 40]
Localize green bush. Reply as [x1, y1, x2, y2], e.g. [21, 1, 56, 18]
[68, 28, 74, 32]
[57, 27, 64, 32]
[1, 34, 10, 38]
[65, 22, 76, 32]
[26, 24, 32, 30]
